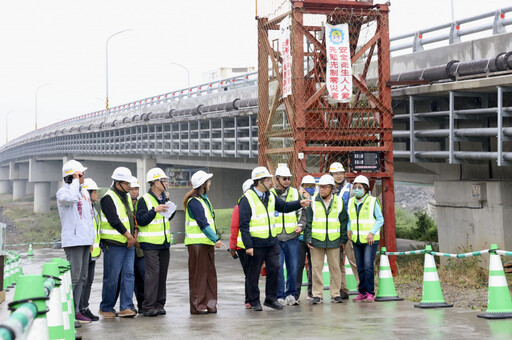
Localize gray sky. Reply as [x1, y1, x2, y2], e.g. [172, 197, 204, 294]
[1, 0, 511, 145]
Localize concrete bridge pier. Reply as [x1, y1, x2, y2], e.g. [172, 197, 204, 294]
[208, 167, 252, 209]
[12, 179, 27, 200]
[435, 180, 512, 263]
[29, 159, 61, 213]
[0, 180, 11, 194]
[137, 158, 156, 194]
[25, 182, 34, 196]
[34, 182, 51, 213]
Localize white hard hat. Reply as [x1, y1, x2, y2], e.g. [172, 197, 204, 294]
[353, 175, 370, 187]
[62, 160, 87, 178]
[275, 166, 292, 177]
[111, 167, 132, 181]
[242, 179, 253, 192]
[82, 178, 99, 191]
[318, 174, 335, 186]
[130, 176, 140, 188]
[146, 167, 168, 182]
[301, 175, 316, 185]
[329, 162, 345, 173]
[251, 166, 273, 181]
[191, 170, 213, 189]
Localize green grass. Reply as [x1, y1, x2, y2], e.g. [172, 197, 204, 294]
[215, 208, 233, 237]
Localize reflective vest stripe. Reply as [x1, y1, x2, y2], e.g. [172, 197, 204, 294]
[137, 194, 170, 244]
[271, 188, 299, 234]
[100, 189, 132, 243]
[244, 190, 276, 239]
[91, 209, 101, 258]
[184, 197, 216, 246]
[311, 195, 343, 241]
[348, 195, 379, 243]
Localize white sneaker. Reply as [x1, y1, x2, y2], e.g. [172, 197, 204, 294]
[285, 295, 299, 305]
[277, 298, 287, 306]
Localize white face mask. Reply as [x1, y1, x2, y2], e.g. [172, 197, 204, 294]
[353, 188, 364, 198]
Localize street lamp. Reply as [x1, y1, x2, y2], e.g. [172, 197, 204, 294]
[35, 82, 51, 130]
[5, 110, 15, 144]
[106, 29, 132, 110]
[170, 62, 190, 88]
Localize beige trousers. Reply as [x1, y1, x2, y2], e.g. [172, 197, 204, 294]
[311, 247, 341, 299]
[340, 240, 359, 293]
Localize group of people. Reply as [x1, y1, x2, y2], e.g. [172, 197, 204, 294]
[229, 162, 383, 310]
[56, 158, 383, 327]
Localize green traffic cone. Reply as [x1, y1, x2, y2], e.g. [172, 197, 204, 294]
[43, 262, 65, 340]
[478, 244, 512, 319]
[51, 258, 75, 339]
[375, 247, 403, 302]
[414, 246, 453, 308]
[27, 243, 34, 257]
[9, 274, 50, 340]
[4, 260, 12, 290]
[344, 255, 358, 295]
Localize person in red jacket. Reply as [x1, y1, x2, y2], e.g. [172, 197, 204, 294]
[229, 179, 254, 309]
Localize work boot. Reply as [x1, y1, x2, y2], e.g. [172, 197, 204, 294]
[252, 303, 263, 311]
[156, 307, 167, 315]
[263, 301, 284, 310]
[118, 309, 137, 318]
[143, 308, 158, 317]
[98, 310, 116, 319]
[340, 290, 350, 300]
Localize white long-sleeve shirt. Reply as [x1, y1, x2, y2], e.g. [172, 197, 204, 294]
[56, 179, 95, 247]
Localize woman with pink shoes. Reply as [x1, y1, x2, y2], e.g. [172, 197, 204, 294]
[347, 175, 384, 302]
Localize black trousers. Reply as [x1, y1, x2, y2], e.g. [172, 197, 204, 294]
[296, 240, 312, 300]
[247, 243, 280, 306]
[142, 248, 170, 310]
[236, 249, 250, 304]
[79, 255, 96, 311]
[134, 255, 146, 310]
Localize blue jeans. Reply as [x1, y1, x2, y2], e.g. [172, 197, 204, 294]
[353, 241, 379, 296]
[277, 238, 299, 299]
[100, 243, 135, 311]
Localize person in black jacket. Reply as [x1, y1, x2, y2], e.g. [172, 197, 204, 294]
[239, 166, 310, 311]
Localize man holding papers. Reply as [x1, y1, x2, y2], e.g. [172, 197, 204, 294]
[135, 167, 176, 317]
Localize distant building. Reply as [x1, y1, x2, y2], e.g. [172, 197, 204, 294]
[202, 67, 256, 82]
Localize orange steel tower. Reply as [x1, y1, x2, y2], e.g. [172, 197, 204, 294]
[257, 0, 397, 273]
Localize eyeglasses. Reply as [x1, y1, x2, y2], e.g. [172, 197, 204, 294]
[280, 177, 291, 181]
[303, 184, 315, 188]
[318, 185, 331, 190]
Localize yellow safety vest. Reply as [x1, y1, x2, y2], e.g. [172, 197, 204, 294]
[91, 207, 101, 258]
[244, 189, 276, 239]
[311, 195, 343, 241]
[100, 189, 133, 244]
[137, 193, 170, 245]
[236, 196, 245, 249]
[185, 196, 216, 246]
[270, 187, 299, 234]
[348, 194, 379, 243]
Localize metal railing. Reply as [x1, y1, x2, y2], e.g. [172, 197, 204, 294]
[390, 6, 512, 53]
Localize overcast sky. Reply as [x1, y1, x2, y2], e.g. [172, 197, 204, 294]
[1, 0, 511, 145]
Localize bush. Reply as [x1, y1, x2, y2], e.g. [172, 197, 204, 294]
[414, 211, 438, 242]
[394, 207, 438, 242]
[395, 207, 416, 239]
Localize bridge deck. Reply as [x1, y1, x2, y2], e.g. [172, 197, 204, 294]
[1, 247, 507, 339]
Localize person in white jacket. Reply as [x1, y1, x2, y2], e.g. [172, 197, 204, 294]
[56, 160, 95, 324]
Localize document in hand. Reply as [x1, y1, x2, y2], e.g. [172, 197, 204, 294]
[160, 201, 177, 218]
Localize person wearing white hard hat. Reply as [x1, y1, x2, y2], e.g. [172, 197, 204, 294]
[128, 175, 146, 316]
[135, 168, 175, 317]
[184, 170, 225, 314]
[78, 178, 101, 322]
[56, 159, 95, 324]
[304, 174, 348, 304]
[348, 175, 383, 303]
[228, 178, 254, 309]
[295, 175, 317, 301]
[329, 162, 359, 300]
[270, 165, 305, 307]
[239, 166, 311, 311]
[99, 167, 137, 319]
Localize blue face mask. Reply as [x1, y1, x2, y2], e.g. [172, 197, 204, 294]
[353, 188, 364, 198]
[305, 187, 316, 196]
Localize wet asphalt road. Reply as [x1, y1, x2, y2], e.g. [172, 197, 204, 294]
[2, 246, 512, 340]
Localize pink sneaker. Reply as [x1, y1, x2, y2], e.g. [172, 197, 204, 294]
[365, 294, 375, 302]
[75, 312, 92, 323]
[245, 303, 252, 309]
[353, 293, 367, 302]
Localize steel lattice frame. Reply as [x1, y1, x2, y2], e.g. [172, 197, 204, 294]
[258, 0, 397, 273]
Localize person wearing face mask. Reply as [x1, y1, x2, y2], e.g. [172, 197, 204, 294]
[57, 160, 95, 325]
[99, 167, 137, 319]
[329, 162, 359, 300]
[239, 166, 311, 312]
[348, 175, 384, 303]
[304, 174, 348, 305]
[270, 165, 306, 307]
[184, 170, 226, 314]
[295, 175, 316, 301]
[136, 168, 175, 316]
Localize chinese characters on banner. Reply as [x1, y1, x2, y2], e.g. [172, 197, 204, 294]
[325, 23, 352, 103]
[280, 15, 292, 98]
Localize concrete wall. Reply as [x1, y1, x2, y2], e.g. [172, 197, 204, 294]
[435, 181, 512, 259]
[208, 167, 251, 209]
